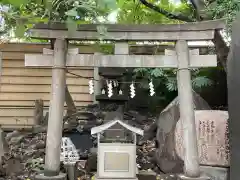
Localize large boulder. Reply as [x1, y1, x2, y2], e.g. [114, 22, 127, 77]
[155, 92, 229, 174]
[156, 110, 229, 173]
[155, 91, 211, 173]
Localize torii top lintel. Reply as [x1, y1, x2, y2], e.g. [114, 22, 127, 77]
[29, 19, 225, 41]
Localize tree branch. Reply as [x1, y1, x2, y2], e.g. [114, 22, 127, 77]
[189, 0, 203, 20]
[213, 30, 228, 72]
[138, 0, 228, 73]
[188, 0, 229, 72]
[138, 0, 194, 22]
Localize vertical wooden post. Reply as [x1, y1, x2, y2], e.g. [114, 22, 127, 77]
[114, 42, 129, 59]
[44, 39, 67, 176]
[115, 42, 129, 94]
[0, 52, 2, 92]
[34, 99, 44, 125]
[176, 40, 200, 178]
[65, 86, 77, 115]
[93, 52, 102, 104]
[0, 128, 4, 166]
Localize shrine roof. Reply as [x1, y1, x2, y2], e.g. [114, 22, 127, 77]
[91, 119, 143, 136]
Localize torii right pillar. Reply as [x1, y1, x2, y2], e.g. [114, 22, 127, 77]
[175, 40, 203, 180]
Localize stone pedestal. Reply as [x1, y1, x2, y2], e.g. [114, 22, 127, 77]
[35, 173, 67, 180]
[200, 166, 229, 180]
[64, 163, 76, 180]
[177, 174, 210, 180]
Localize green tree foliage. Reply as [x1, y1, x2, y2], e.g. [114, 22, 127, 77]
[117, 0, 194, 24]
[116, 0, 213, 93]
[205, 0, 240, 31]
[133, 67, 213, 92]
[0, 0, 118, 37]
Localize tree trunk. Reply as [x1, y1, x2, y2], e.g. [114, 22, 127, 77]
[227, 12, 240, 180]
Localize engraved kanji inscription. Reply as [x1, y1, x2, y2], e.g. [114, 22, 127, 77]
[175, 110, 229, 167]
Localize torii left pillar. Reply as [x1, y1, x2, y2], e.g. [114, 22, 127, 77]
[35, 39, 67, 180]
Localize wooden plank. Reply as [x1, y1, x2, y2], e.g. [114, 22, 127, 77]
[0, 117, 34, 124]
[2, 60, 93, 70]
[25, 54, 217, 68]
[0, 43, 50, 53]
[3, 52, 29, 60]
[0, 108, 36, 117]
[2, 60, 27, 67]
[0, 106, 93, 117]
[0, 117, 89, 126]
[30, 29, 215, 41]
[1, 76, 89, 85]
[0, 124, 34, 130]
[0, 84, 89, 93]
[0, 92, 92, 101]
[33, 20, 225, 32]
[0, 124, 35, 131]
[0, 100, 91, 107]
[0, 116, 89, 126]
[1, 68, 93, 77]
[0, 107, 65, 117]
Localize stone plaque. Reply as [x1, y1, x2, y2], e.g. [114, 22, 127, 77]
[175, 110, 229, 167]
[104, 152, 129, 171]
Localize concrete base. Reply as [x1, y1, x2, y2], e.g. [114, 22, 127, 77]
[177, 174, 210, 180]
[35, 173, 67, 180]
[200, 166, 229, 180]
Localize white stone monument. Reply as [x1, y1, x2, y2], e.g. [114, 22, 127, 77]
[91, 119, 143, 180]
[60, 137, 80, 164]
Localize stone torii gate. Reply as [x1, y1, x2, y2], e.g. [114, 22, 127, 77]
[24, 20, 224, 180]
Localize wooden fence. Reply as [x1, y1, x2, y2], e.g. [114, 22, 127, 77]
[0, 43, 95, 129]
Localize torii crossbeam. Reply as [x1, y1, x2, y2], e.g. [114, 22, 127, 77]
[25, 52, 216, 68]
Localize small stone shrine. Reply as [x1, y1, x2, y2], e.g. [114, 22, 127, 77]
[91, 118, 143, 180]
